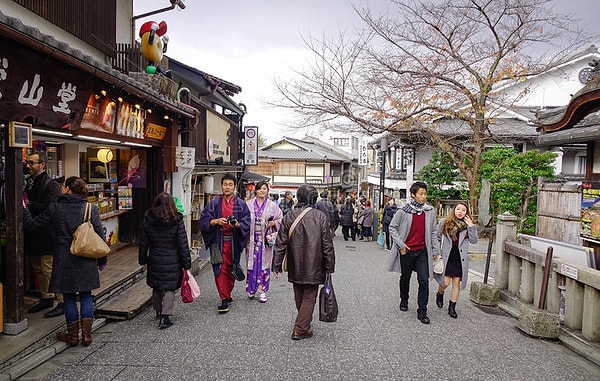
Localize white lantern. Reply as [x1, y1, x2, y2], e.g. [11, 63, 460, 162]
[97, 148, 114, 163]
[203, 175, 214, 193]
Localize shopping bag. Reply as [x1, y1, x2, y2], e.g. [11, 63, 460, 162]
[377, 231, 385, 248]
[319, 274, 338, 322]
[181, 269, 199, 303]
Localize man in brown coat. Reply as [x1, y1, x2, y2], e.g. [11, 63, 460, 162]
[272, 185, 335, 340]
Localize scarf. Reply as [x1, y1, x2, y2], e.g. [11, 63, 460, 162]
[402, 198, 433, 214]
[446, 219, 468, 240]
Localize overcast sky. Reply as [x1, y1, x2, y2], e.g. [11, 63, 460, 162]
[134, 0, 600, 143]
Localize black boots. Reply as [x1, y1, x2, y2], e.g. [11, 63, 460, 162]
[159, 315, 173, 329]
[436, 292, 444, 308]
[448, 301, 458, 318]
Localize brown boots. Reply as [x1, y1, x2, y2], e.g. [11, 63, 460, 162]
[56, 318, 93, 347]
[57, 321, 79, 347]
[80, 318, 93, 346]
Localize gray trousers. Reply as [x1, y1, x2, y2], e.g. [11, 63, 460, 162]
[152, 289, 175, 316]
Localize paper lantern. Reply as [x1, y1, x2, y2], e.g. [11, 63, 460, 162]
[203, 175, 214, 193]
[97, 148, 114, 163]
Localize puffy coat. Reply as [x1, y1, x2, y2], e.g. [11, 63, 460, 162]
[272, 206, 335, 285]
[139, 210, 191, 291]
[358, 206, 374, 228]
[24, 194, 107, 293]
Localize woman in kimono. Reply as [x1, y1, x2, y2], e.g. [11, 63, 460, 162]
[245, 181, 283, 303]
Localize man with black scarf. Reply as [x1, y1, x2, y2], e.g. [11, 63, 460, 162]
[389, 181, 438, 324]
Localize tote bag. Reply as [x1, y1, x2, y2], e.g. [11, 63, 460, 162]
[70, 203, 110, 259]
[319, 274, 339, 323]
[181, 269, 200, 303]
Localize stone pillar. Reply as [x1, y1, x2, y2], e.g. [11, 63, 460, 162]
[564, 278, 584, 330]
[495, 212, 518, 290]
[521, 261, 536, 304]
[582, 285, 600, 342]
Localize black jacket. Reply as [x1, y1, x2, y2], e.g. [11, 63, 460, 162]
[382, 204, 398, 226]
[24, 171, 61, 256]
[139, 210, 191, 291]
[24, 194, 107, 293]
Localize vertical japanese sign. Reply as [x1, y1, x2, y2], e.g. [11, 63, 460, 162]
[244, 126, 259, 165]
[358, 139, 368, 166]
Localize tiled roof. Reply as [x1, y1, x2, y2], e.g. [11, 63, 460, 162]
[260, 137, 351, 161]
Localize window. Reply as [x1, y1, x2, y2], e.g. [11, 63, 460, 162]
[274, 162, 303, 175]
[333, 138, 349, 147]
[352, 137, 359, 150]
[576, 155, 587, 175]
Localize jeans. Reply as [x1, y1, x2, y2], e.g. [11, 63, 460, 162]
[399, 248, 429, 314]
[63, 291, 93, 323]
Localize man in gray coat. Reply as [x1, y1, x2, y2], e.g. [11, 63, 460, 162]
[388, 181, 438, 324]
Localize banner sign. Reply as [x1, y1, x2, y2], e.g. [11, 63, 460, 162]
[358, 139, 368, 166]
[244, 126, 259, 165]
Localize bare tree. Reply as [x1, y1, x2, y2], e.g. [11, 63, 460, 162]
[271, 0, 591, 218]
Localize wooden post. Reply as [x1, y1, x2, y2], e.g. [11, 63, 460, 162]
[538, 246, 553, 310]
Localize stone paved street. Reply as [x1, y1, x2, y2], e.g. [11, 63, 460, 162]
[17, 235, 600, 380]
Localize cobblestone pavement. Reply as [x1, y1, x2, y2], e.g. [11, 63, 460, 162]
[18, 235, 600, 380]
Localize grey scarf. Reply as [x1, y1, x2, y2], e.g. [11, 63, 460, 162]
[402, 199, 433, 214]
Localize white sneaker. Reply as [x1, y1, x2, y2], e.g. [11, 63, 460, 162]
[259, 292, 267, 303]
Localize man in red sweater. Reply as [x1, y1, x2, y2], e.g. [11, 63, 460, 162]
[389, 181, 439, 324]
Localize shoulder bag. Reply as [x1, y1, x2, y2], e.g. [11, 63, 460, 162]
[283, 207, 312, 272]
[70, 202, 111, 259]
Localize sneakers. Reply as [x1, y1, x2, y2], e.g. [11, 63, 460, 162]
[217, 299, 230, 313]
[259, 293, 267, 303]
[399, 301, 408, 312]
[247, 292, 255, 299]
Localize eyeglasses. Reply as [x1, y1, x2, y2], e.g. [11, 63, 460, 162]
[25, 160, 40, 166]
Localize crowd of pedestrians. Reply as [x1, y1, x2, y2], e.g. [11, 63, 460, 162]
[24, 169, 476, 346]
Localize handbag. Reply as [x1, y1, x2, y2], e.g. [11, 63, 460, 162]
[264, 227, 277, 247]
[70, 203, 110, 259]
[282, 207, 312, 272]
[319, 273, 338, 322]
[377, 231, 385, 248]
[209, 242, 223, 265]
[231, 263, 246, 281]
[433, 237, 445, 275]
[181, 269, 200, 303]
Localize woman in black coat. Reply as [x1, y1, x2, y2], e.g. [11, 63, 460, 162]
[381, 198, 398, 250]
[139, 192, 191, 329]
[24, 176, 107, 347]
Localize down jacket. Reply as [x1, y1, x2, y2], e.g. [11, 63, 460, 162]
[272, 206, 335, 285]
[139, 210, 191, 291]
[24, 194, 107, 293]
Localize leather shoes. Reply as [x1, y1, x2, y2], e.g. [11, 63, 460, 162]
[158, 315, 173, 329]
[399, 302, 408, 312]
[418, 313, 430, 324]
[28, 298, 53, 314]
[291, 329, 313, 340]
[43, 302, 64, 318]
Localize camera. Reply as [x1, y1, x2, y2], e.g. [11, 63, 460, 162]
[226, 215, 237, 226]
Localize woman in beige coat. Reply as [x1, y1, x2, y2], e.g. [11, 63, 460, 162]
[434, 202, 478, 318]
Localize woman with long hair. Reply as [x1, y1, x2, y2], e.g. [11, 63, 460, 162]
[24, 176, 107, 347]
[245, 181, 282, 303]
[139, 192, 191, 329]
[434, 201, 478, 318]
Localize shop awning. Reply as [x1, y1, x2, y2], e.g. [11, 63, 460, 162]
[241, 171, 269, 182]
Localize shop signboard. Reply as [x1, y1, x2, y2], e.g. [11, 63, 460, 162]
[0, 38, 92, 130]
[244, 126, 258, 165]
[580, 181, 600, 242]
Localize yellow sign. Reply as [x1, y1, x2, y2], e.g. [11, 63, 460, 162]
[145, 123, 167, 140]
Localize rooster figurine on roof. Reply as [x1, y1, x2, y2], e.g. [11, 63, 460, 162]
[139, 20, 169, 74]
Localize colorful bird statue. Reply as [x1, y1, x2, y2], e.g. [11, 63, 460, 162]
[139, 20, 169, 74]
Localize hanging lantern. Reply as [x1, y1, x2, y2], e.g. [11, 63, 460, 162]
[97, 148, 114, 163]
[203, 175, 214, 193]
